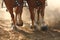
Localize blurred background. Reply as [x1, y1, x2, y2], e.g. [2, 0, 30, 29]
[45, 0, 60, 28]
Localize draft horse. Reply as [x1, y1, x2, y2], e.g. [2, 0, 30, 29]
[27, 0, 48, 31]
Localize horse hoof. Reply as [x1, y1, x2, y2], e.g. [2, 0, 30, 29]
[36, 21, 39, 24]
[11, 23, 14, 27]
[16, 21, 23, 26]
[16, 22, 23, 26]
[30, 25, 37, 31]
[13, 26, 18, 31]
[41, 25, 48, 31]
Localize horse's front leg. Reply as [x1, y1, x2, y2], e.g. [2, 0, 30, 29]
[40, 7, 48, 31]
[29, 7, 37, 31]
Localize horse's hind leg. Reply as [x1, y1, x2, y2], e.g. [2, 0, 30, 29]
[36, 7, 40, 24]
[15, 6, 23, 26]
[40, 7, 48, 31]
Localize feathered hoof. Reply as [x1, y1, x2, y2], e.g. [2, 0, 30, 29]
[16, 22, 23, 26]
[30, 25, 37, 31]
[16, 20, 23, 26]
[41, 25, 48, 31]
[13, 26, 17, 30]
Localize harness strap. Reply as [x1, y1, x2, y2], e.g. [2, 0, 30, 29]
[35, 0, 42, 6]
[15, 0, 21, 6]
[15, 0, 27, 7]
[35, 0, 47, 6]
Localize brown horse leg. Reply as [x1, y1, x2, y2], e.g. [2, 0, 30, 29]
[40, 7, 48, 31]
[29, 7, 36, 30]
[15, 8, 17, 26]
[7, 7, 16, 27]
[36, 7, 40, 24]
[15, 6, 23, 26]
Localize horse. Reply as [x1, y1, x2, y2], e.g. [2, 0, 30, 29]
[3, 0, 24, 29]
[27, 0, 48, 31]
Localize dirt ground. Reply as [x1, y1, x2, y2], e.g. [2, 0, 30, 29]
[0, 0, 60, 40]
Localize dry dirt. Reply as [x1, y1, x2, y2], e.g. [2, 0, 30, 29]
[0, 0, 60, 40]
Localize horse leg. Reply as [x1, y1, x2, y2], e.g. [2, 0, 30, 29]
[15, 7, 17, 26]
[15, 6, 23, 26]
[40, 7, 48, 31]
[7, 7, 16, 28]
[29, 7, 37, 30]
[36, 7, 40, 24]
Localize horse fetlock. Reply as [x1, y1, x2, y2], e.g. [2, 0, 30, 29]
[16, 22, 23, 26]
[17, 20, 23, 26]
[11, 23, 17, 28]
[30, 24, 37, 31]
[36, 21, 40, 25]
[11, 23, 16, 30]
[13, 26, 18, 31]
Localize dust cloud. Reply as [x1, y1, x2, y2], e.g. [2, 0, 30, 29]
[45, 0, 60, 28]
